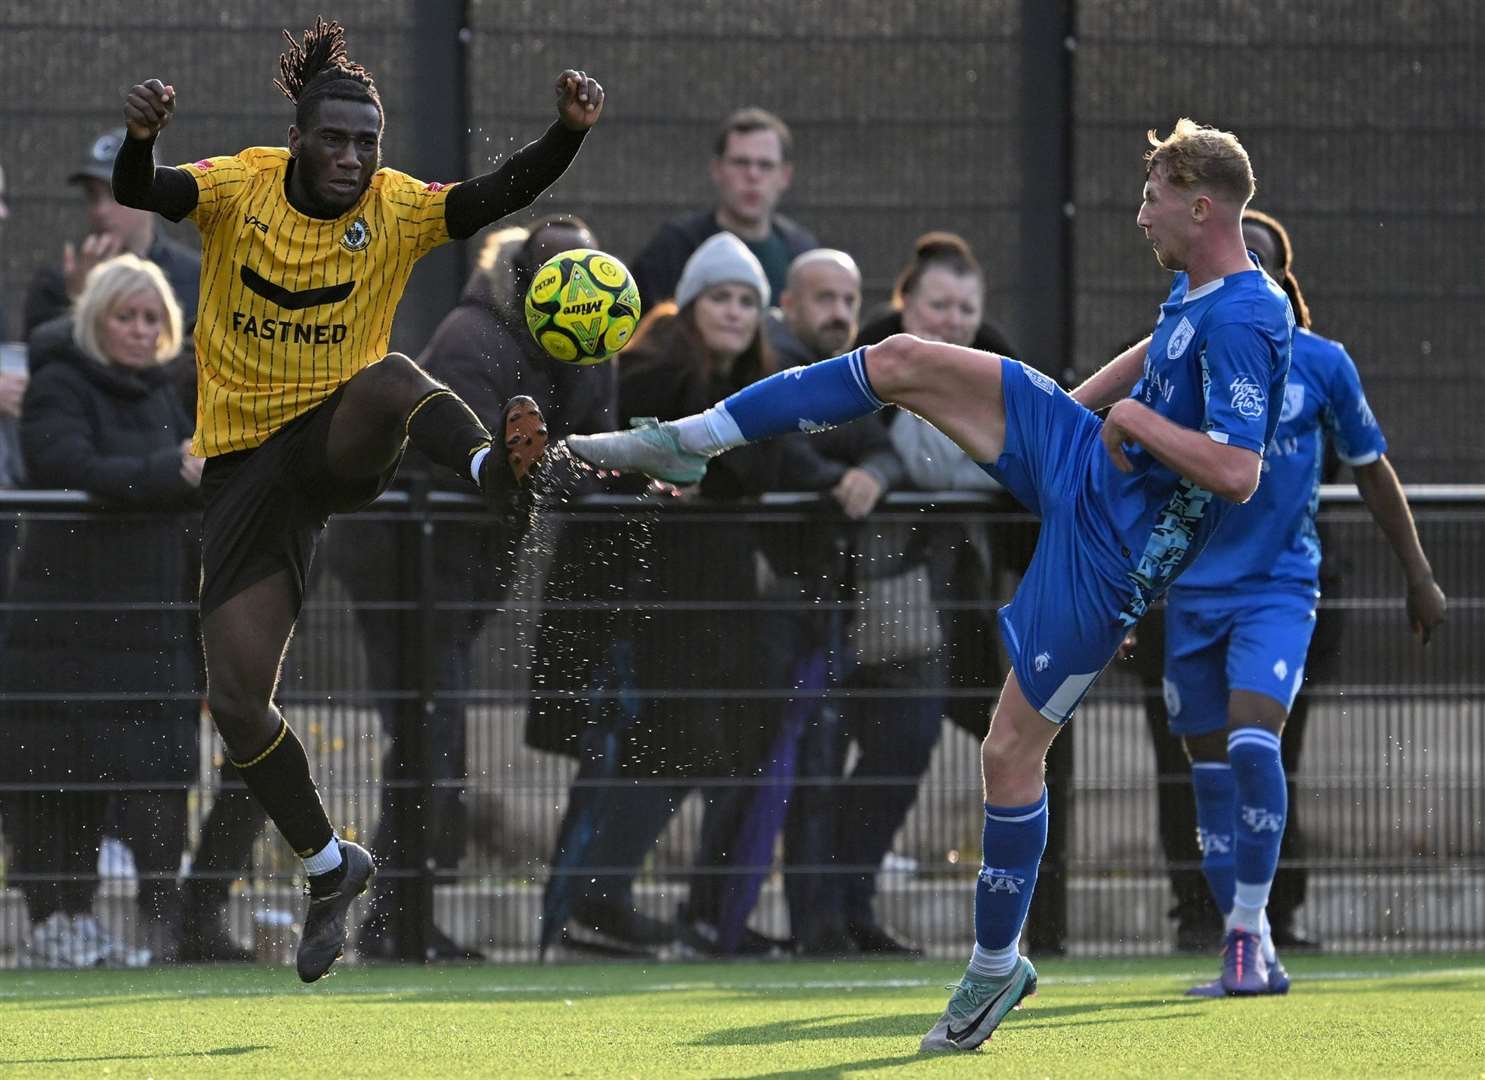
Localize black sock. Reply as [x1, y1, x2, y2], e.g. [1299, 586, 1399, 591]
[231, 718, 335, 861]
[405, 388, 493, 487]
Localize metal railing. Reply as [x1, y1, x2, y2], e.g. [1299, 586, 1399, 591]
[0, 486, 1480, 964]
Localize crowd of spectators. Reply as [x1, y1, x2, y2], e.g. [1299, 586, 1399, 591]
[0, 106, 1324, 965]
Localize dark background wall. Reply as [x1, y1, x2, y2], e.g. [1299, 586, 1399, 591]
[1073, 2, 1484, 481]
[1, 1, 1479, 480]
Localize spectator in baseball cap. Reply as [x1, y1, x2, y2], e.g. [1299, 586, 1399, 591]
[23, 128, 200, 339]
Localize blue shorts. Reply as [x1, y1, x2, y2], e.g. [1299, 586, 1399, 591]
[981, 359, 1132, 724]
[1162, 589, 1318, 736]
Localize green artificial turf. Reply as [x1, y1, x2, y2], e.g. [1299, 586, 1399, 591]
[2, 953, 1483, 1078]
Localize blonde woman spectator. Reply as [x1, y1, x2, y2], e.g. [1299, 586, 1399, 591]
[1, 255, 200, 967]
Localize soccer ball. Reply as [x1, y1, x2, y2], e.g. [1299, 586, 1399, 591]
[524, 248, 641, 365]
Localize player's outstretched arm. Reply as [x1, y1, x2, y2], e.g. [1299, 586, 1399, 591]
[1353, 455, 1446, 643]
[1101, 398, 1261, 503]
[114, 78, 198, 221]
[444, 69, 604, 240]
[1072, 336, 1151, 411]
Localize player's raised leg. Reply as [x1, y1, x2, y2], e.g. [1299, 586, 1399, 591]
[567, 334, 1008, 481]
[328, 352, 549, 506]
[921, 672, 1052, 1052]
[201, 571, 374, 982]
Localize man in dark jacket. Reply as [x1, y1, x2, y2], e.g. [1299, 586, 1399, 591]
[326, 215, 618, 961]
[630, 108, 816, 311]
[756, 249, 922, 955]
[23, 129, 201, 338]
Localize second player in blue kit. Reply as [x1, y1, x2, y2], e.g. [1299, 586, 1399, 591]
[1164, 208, 1446, 997]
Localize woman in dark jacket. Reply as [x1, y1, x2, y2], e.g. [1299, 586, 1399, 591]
[323, 216, 621, 961]
[2, 254, 200, 967]
[542, 233, 792, 955]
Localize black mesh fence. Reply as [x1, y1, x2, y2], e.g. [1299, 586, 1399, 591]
[0, 1, 1481, 967]
[465, 0, 1024, 320]
[0, 492, 1479, 965]
[1072, 1, 1485, 481]
[3, 2, 1480, 476]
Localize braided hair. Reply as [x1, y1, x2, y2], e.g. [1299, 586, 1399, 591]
[1242, 208, 1311, 330]
[275, 17, 382, 131]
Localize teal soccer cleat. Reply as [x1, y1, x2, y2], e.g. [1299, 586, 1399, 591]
[919, 956, 1038, 1052]
[566, 418, 709, 485]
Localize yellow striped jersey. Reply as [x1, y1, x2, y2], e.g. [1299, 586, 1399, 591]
[178, 147, 454, 456]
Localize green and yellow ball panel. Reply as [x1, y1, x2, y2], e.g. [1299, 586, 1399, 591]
[524, 248, 641, 365]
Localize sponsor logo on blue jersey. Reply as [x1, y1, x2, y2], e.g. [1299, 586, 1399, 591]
[1229, 375, 1266, 418]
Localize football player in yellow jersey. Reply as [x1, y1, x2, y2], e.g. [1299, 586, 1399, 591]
[112, 17, 602, 982]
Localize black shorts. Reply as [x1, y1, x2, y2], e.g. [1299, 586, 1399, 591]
[199, 385, 402, 617]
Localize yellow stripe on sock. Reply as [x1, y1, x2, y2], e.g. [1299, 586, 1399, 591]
[403, 388, 455, 436]
[231, 719, 289, 769]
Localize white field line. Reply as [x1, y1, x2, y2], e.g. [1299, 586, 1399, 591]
[1, 966, 1483, 1000]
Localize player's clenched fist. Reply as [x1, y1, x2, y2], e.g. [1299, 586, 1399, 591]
[554, 69, 604, 131]
[124, 78, 176, 140]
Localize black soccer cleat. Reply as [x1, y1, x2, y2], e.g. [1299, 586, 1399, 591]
[479, 395, 550, 526]
[296, 841, 375, 983]
[501, 395, 549, 487]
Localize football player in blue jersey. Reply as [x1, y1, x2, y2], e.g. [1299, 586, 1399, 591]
[568, 119, 1292, 1052]
[1167, 207, 1446, 997]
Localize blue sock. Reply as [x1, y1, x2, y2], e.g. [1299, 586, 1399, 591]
[970, 788, 1048, 976]
[720, 347, 883, 440]
[1189, 761, 1236, 915]
[1227, 726, 1287, 931]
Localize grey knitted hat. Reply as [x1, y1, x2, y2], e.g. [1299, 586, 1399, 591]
[674, 231, 770, 309]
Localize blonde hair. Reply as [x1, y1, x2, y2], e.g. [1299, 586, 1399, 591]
[72, 254, 184, 366]
[1145, 118, 1255, 206]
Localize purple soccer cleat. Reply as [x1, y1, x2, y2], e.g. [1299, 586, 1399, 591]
[1187, 936, 1291, 997]
[1218, 928, 1270, 995]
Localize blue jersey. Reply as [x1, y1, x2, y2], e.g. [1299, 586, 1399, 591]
[1173, 326, 1387, 596]
[1091, 265, 1293, 625]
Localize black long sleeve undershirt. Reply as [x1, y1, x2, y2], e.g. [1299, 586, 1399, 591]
[113, 134, 198, 222]
[443, 120, 587, 239]
[112, 119, 587, 236]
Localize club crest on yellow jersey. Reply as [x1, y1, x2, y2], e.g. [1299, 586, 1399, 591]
[340, 216, 371, 252]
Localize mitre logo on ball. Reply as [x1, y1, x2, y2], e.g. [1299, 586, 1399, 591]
[524, 248, 641, 365]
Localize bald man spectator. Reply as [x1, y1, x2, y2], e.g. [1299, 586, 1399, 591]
[768, 249, 859, 364]
[759, 249, 941, 955]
